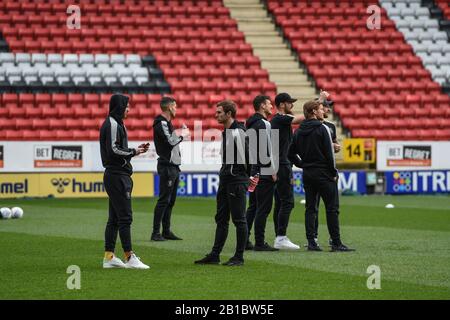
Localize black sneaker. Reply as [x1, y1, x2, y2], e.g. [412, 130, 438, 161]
[307, 240, 323, 252]
[194, 254, 220, 265]
[331, 243, 355, 252]
[245, 240, 254, 251]
[162, 231, 182, 240]
[151, 233, 166, 241]
[254, 242, 279, 252]
[222, 257, 244, 266]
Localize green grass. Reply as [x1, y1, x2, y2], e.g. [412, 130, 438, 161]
[0, 195, 449, 299]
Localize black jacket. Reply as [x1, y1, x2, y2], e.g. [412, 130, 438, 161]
[246, 113, 275, 177]
[100, 94, 136, 176]
[219, 120, 249, 183]
[153, 114, 183, 167]
[323, 121, 337, 143]
[288, 119, 337, 179]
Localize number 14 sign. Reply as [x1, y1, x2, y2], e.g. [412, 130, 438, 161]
[343, 138, 376, 164]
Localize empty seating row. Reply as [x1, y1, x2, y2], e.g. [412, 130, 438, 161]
[0, 1, 225, 14]
[0, 53, 142, 67]
[0, 65, 151, 86]
[2, 27, 245, 42]
[351, 129, 450, 140]
[0, 16, 237, 29]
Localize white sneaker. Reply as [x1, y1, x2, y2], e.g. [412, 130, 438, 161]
[125, 253, 150, 269]
[274, 236, 300, 250]
[103, 255, 126, 269]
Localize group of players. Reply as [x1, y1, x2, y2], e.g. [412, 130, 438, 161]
[99, 91, 354, 269]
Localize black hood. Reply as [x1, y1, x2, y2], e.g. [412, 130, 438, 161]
[153, 114, 167, 127]
[109, 94, 129, 122]
[298, 119, 323, 136]
[246, 113, 265, 129]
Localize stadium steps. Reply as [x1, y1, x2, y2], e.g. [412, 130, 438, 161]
[224, 0, 344, 160]
[223, 0, 317, 102]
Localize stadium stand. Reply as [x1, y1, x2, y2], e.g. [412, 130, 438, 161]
[0, 0, 277, 140]
[380, 0, 450, 94]
[267, 0, 450, 140]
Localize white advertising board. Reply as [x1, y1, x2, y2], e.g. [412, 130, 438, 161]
[377, 141, 450, 171]
[0, 141, 222, 173]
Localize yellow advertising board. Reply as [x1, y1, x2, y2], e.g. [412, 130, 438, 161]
[343, 138, 376, 164]
[0, 173, 154, 199]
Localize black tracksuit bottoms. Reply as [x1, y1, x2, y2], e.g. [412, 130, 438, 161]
[104, 171, 133, 253]
[245, 191, 257, 238]
[153, 164, 180, 235]
[211, 180, 248, 260]
[303, 168, 341, 244]
[254, 176, 275, 246]
[273, 164, 295, 237]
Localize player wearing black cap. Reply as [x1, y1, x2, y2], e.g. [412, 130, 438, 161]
[271, 93, 304, 250]
[100, 93, 150, 269]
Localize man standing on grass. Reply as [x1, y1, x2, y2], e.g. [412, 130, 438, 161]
[288, 100, 354, 252]
[245, 95, 278, 252]
[151, 97, 184, 242]
[271, 93, 304, 250]
[100, 93, 150, 269]
[311, 90, 341, 248]
[195, 100, 252, 266]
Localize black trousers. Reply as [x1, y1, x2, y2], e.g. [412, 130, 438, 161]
[273, 164, 295, 237]
[303, 168, 341, 244]
[245, 191, 256, 239]
[104, 171, 133, 252]
[254, 176, 275, 246]
[211, 180, 248, 260]
[153, 164, 179, 234]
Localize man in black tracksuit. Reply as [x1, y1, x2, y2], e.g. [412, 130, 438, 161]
[288, 100, 354, 252]
[100, 93, 149, 268]
[195, 100, 250, 266]
[151, 97, 183, 241]
[313, 97, 341, 244]
[245, 95, 278, 252]
[271, 93, 304, 250]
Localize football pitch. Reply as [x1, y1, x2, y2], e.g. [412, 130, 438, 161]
[0, 195, 449, 300]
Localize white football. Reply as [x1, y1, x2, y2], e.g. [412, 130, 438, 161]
[11, 207, 24, 219]
[300, 199, 306, 204]
[385, 204, 395, 209]
[0, 207, 12, 219]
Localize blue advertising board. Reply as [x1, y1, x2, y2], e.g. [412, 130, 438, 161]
[154, 171, 367, 196]
[385, 170, 450, 194]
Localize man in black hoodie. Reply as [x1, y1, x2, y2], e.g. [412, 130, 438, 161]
[195, 100, 250, 266]
[312, 91, 341, 246]
[151, 96, 184, 241]
[245, 95, 279, 252]
[288, 100, 354, 252]
[99, 93, 150, 269]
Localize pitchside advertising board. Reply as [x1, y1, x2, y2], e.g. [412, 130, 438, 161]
[385, 170, 450, 194]
[34, 145, 83, 168]
[0, 173, 154, 199]
[154, 171, 367, 196]
[377, 141, 450, 171]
